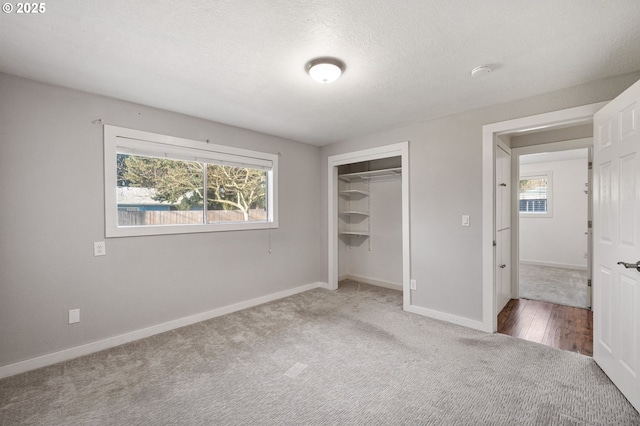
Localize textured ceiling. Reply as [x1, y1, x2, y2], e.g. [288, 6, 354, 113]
[2, 1, 640, 146]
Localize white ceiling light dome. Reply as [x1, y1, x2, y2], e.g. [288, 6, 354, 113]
[306, 57, 345, 84]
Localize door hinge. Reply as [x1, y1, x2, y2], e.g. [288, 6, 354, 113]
[493, 240, 496, 247]
[588, 161, 593, 170]
[587, 279, 592, 287]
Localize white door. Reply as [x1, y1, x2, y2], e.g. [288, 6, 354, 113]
[593, 78, 640, 412]
[496, 145, 512, 311]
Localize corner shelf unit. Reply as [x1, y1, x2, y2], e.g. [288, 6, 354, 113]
[338, 176, 371, 248]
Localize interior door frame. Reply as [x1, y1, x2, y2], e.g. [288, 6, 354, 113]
[482, 102, 607, 332]
[327, 142, 411, 309]
[512, 139, 594, 306]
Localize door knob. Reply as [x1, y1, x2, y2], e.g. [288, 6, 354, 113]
[499, 264, 507, 269]
[617, 261, 640, 272]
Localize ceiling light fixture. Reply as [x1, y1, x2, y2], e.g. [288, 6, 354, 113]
[306, 57, 345, 84]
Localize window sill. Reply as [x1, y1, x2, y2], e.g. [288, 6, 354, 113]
[519, 212, 552, 218]
[106, 220, 279, 238]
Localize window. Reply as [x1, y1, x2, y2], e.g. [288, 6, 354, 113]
[519, 172, 552, 217]
[104, 125, 278, 237]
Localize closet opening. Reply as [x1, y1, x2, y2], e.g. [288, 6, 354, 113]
[337, 157, 403, 292]
[327, 142, 410, 309]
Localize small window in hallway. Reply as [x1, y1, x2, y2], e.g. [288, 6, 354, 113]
[519, 172, 552, 217]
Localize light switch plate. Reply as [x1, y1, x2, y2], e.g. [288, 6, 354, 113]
[69, 309, 80, 324]
[462, 215, 470, 227]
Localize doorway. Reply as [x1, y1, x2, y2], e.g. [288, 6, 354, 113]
[495, 132, 594, 355]
[481, 102, 606, 332]
[337, 157, 403, 291]
[327, 142, 410, 310]
[517, 147, 591, 309]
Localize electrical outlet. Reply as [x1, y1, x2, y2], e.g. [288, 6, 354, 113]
[410, 279, 417, 290]
[68, 309, 80, 324]
[93, 241, 106, 256]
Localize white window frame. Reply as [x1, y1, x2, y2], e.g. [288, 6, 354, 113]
[519, 171, 553, 218]
[104, 125, 278, 237]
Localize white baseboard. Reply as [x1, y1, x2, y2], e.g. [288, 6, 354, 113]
[0, 282, 325, 379]
[404, 304, 492, 333]
[338, 277, 491, 333]
[343, 274, 403, 291]
[316, 282, 333, 290]
[520, 259, 587, 271]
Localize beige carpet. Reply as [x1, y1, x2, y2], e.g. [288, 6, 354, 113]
[1, 281, 638, 425]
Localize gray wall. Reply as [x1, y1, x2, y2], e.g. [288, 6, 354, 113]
[0, 73, 322, 367]
[520, 156, 589, 269]
[320, 71, 640, 323]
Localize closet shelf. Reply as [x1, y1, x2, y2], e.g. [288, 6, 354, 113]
[339, 189, 370, 197]
[339, 231, 370, 237]
[340, 210, 369, 217]
[338, 167, 401, 182]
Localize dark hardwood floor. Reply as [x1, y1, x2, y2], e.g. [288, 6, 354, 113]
[498, 298, 593, 356]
